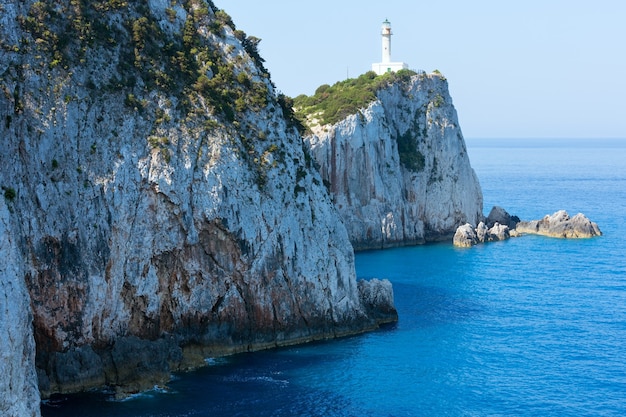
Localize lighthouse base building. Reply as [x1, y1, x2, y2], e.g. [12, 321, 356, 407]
[372, 61, 408, 75]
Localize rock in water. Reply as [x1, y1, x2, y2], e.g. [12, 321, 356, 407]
[454, 209, 601, 247]
[358, 279, 398, 322]
[486, 205, 520, 229]
[303, 72, 483, 250]
[516, 211, 602, 238]
[475, 222, 490, 242]
[0, 0, 396, 407]
[453, 223, 479, 248]
[488, 222, 510, 241]
[453, 221, 510, 247]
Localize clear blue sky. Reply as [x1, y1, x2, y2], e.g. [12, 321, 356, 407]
[220, 1, 626, 139]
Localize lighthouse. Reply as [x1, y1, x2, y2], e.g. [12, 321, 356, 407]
[381, 18, 392, 63]
[372, 19, 408, 75]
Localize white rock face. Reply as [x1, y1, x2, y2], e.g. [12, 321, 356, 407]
[0, 201, 40, 417]
[453, 223, 478, 248]
[305, 73, 483, 249]
[0, 0, 396, 407]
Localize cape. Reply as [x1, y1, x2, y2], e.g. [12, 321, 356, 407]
[0, 1, 396, 413]
[302, 72, 483, 249]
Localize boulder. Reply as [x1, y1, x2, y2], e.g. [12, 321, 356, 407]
[486, 206, 520, 229]
[358, 279, 398, 324]
[453, 223, 478, 247]
[488, 222, 510, 241]
[475, 222, 489, 243]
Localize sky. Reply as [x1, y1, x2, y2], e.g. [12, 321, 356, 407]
[220, 1, 626, 139]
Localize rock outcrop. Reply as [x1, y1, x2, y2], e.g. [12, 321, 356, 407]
[453, 207, 601, 247]
[485, 205, 520, 229]
[516, 210, 602, 238]
[304, 73, 483, 250]
[0, 0, 396, 409]
[452, 223, 478, 248]
[453, 221, 510, 248]
[358, 279, 397, 322]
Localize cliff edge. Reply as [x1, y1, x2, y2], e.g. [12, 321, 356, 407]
[0, 0, 396, 410]
[299, 71, 483, 250]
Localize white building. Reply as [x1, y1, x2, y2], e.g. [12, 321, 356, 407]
[371, 19, 408, 75]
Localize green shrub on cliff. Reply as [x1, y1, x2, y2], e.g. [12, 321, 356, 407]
[396, 130, 425, 172]
[3, 186, 16, 201]
[293, 69, 417, 127]
[15, 0, 270, 124]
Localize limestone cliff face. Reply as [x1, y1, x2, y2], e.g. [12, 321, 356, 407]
[0, 0, 396, 407]
[0, 201, 40, 416]
[305, 73, 483, 250]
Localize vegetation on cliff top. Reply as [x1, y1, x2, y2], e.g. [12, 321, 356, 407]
[8, 0, 298, 188]
[11, 0, 272, 124]
[293, 69, 417, 128]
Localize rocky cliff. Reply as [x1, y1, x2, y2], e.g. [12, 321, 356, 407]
[302, 72, 483, 250]
[0, 0, 396, 410]
[1, 200, 40, 417]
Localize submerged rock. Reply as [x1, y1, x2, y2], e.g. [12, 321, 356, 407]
[515, 211, 602, 238]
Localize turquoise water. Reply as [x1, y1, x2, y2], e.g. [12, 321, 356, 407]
[42, 138, 626, 416]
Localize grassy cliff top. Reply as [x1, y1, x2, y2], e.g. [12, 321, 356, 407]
[293, 69, 418, 128]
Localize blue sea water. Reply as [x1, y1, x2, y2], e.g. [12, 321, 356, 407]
[42, 138, 626, 417]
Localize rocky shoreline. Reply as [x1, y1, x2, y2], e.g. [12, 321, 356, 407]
[453, 206, 602, 247]
[38, 277, 397, 400]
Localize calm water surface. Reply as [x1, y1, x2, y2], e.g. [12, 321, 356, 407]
[43, 138, 626, 416]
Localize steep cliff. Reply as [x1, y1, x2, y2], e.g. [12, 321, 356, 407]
[0, 0, 396, 408]
[300, 71, 483, 250]
[1, 201, 40, 416]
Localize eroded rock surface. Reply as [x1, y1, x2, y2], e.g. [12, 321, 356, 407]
[454, 207, 601, 247]
[486, 205, 520, 229]
[516, 210, 602, 238]
[304, 73, 483, 250]
[453, 220, 510, 247]
[0, 201, 40, 417]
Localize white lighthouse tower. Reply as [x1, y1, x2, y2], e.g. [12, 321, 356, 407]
[381, 18, 392, 64]
[372, 19, 408, 75]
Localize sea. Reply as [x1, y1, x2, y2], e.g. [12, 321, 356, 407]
[42, 138, 626, 417]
